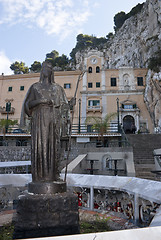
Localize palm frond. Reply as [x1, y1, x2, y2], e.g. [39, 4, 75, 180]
[85, 112, 117, 134]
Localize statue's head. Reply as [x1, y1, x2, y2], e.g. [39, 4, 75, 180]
[40, 61, 55, 83]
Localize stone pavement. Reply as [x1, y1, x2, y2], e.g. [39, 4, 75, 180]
[79, 209, 137, 230]
[0, 209, 16, 226]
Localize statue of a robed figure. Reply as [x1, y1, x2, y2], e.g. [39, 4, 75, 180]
[22, 61, 71, 192]
[14, 61, 79, 239]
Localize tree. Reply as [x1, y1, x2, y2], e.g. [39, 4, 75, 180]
[106, 32, 114, 40]
[126, 3, 144, 19]
[114, 3, 144, 32]
[0, 119, 18, 136]
[114, 11, 127, 31]
[46, 50, 59, 60]
[10, 61, 29, 74]
[45, 50, 70, 70]
[54, 54, 69, 69]
[70, 34, 107, 61]
[30, 61, 42, 73]
[85, 113, 117, 146]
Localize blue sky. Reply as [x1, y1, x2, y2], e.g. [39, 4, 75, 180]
[0, 0, 145, 75]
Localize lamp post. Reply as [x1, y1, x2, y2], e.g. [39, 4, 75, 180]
[116, 98, 120, 133]
[5, 101, 11, 133]
[78, 99, 81, 133]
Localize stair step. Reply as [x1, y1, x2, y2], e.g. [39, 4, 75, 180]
[127, 134, 161, 180]
[135, 160, 154, 164]
[135, 164, 155, 171]
[136, 171, 156, 177]
[137, 176, 156, 181]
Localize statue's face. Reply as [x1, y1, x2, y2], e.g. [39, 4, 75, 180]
[42, 63, 52, 79]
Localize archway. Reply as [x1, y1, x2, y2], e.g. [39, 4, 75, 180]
[123, 115, 135, 134]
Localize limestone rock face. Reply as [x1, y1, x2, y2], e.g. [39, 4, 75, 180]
[76, 0, 160, 70]
[106, 0, 161, 69]
[144, 69, 161, 131]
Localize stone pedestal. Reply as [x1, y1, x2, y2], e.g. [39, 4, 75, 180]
[13, 190, 79, 239]
[28, 181, 67, 194]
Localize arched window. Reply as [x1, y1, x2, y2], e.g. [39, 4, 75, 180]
[96, 66, 100, 73]
[88, 67, 92, 73]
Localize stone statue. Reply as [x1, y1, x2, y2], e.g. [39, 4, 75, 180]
[23, 61, 70, 183]
[15, 62, 79, 238]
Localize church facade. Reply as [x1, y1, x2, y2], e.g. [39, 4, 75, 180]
[0, 50, 153, 134]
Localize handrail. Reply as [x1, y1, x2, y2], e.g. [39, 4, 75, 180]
[120, 124, 131, 146]
[72, 122, 120, 134]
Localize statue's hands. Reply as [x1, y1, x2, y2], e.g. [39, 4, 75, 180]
[47, 99, 53, 105]
[41, 99, 52, 105]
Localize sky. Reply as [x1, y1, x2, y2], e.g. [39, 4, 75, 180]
[0, 0, 145, 75]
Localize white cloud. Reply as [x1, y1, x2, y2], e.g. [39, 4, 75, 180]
[0, 51, 13, 75]
[0, 0, 96, 39]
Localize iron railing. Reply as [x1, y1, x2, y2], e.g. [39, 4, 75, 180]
[0, 139, 31, 146]
[72, 122, 120, 134]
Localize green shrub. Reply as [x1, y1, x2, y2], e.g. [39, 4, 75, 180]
[80, 219, 111, 234]
[0, 224, 14, 240]
[114, 3, 144, 31]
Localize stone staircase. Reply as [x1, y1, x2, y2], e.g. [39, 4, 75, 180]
[127, 134, 161, 180]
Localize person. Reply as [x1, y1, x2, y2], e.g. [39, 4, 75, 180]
[131, 123, 136, 134]
[23, 61, 70, 182]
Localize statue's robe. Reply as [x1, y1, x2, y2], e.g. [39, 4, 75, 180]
[23, 82, 69, 182]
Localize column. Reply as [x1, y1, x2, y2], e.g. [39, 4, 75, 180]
[101, 58, 106, 91]
[83, 58, 87, 91]
[136, 112, 140, 132]
[102, 95, 107, 119]
[81, 94, 87, 124]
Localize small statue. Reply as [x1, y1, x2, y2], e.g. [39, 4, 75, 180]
[23, 61, 71, 183]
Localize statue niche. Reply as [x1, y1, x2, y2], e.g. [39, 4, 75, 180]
[123, 74, 130, 91]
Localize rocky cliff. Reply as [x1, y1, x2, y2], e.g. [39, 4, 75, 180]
[76, 0, 161, 131]
[106, 0, 161, 69]
[105, 0, 161, 131]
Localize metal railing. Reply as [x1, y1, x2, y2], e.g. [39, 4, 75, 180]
[0, 124, 131, 147]
[72, 122, 120, 134]
[0, 106, 15, 114]
[66, 174, 161, 226]
[0, 139, 31, 146]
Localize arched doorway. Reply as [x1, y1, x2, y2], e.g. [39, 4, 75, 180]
[123, 115, 135, 134]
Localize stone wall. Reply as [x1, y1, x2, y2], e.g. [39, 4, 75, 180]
[0, 138, 133, 175]
[0, 146, 31, 162]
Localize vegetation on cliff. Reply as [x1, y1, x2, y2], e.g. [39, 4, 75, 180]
[114, 3, 144, 31]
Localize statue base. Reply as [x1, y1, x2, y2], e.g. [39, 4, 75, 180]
[13, 190, 79, 239]
[28, 181, 66, 194]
